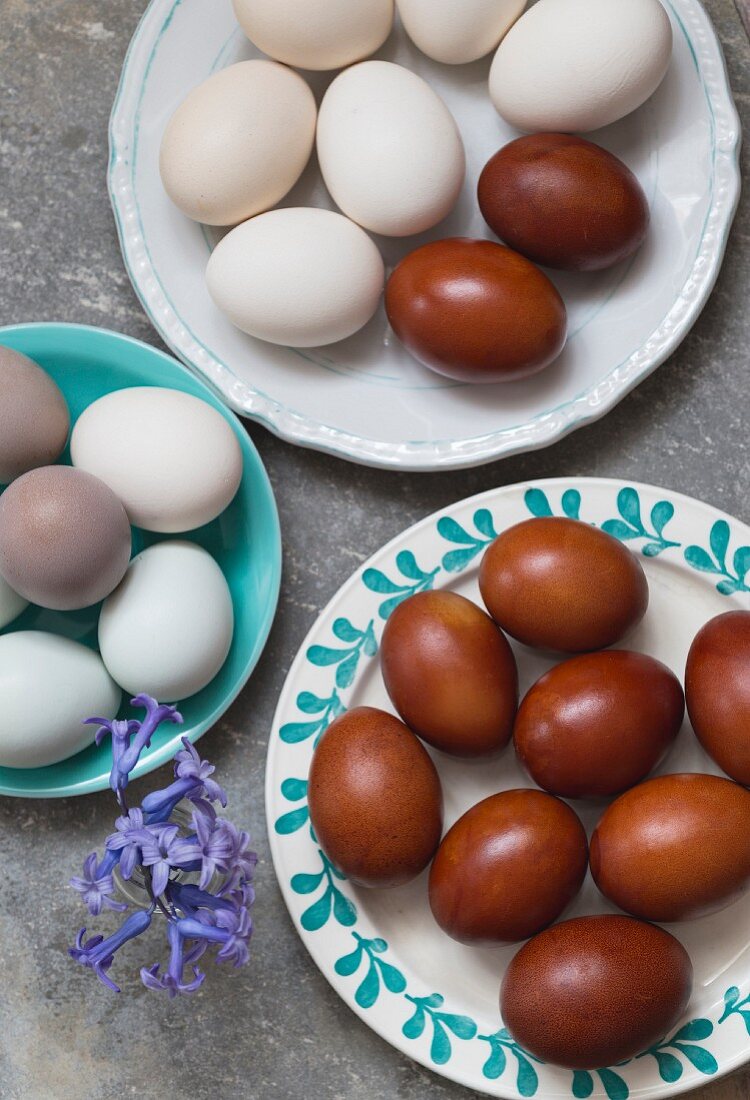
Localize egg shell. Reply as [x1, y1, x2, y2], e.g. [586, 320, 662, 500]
[685, 611, 750, 785]
[397, 0, 526, 65]
[590, 773, 750, 921]
[0, 574, 27, 631]
[317, 61, 465, 238]
[489, 0, 673, 133]
[0, 466, 132, 611]
[428, 790, 587, 944]
[479, 517, 649, 652]
[478, 134, 650, 272]
[514, 650, 684, 798]
[0, 632, 121, 768]
[308, 707, 443, 888]
[232, 0, 394, 71]
[0, 345, 69, 483]
[206, 208, 385, 348]
[501, 915, 693, 1069]
[70, 387, 243, 534]
[385, 238, 567, 383]
[98, 541, 234, 700]
[381, 590, 518, 758]
[159, 60, 316, 226]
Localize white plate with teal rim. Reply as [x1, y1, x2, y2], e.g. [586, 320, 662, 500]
[267, 478, 750, 1097]
[109, 1, 740, 471]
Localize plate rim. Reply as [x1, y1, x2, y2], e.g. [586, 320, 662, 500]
[265, 476, 750, 1098]
[0, 320, 282, 799]
[108, 0, 742, 472]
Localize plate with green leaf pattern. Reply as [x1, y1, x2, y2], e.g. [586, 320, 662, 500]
[267, 478, 750, 1097]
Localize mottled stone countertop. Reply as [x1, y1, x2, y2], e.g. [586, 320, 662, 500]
[0, 1, 749, 1097]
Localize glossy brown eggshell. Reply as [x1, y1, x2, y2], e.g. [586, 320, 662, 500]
[308, 707, 443, 889]
[479, 517, 649, 653]
[590, 773, 750, 921]
[384, 238, 567, 383]
[514, 650, 684, 798]
[381, 590, 518, 758]
[428, 789, 588, 944]
[685, 611, 750, 784]
[501, 915, 693, 1069]
[478, 133, 650, 272]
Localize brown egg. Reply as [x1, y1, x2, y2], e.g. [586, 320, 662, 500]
[428, 789, 587, 944]
[479, 517, 649, 652]
[590, 773, 750, 921]
[308, 707, 443, 888]
[384, 238, 567, 383]
[0, 466, 132, 611]
[501, 915, 693, 1069]
[685, 611, 750, 785]
[0, 346, 70, 483]
[515, 650, 684, 798]
[381, 591, 518, 758]
[478, 134, 650, 272]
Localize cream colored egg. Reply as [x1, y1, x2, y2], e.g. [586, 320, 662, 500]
[233, 0, 394, 71]
[206, 208, 385, 347]
[317, 61, 465, 238]
[397, 0, 526, 65]
[0, 632, 121, 768]
[160, 60, 317, 226]
[489, 0, 673, 133]
[98, 542, 234, 701]
[70, 388, 243, 534]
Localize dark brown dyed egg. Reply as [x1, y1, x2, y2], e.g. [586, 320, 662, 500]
[479, 517, 649, 653]
[381, 591, 518, 758]
[590, 773, 750, 921]
[384, 238, 567, 383]
[428, 789, 587, 944]
[478, 133, 650, 272]
[685, 611, 750, 785]
[0, 465, 132, 611]
[515, 650, 684, 798]
[0, 346, 70, 483]
[501, 915, 693, 1069]
[308, 707, 443, 888]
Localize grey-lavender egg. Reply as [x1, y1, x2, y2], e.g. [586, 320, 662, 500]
[0, 466, 132, 610]
[0, 346, 70, 483]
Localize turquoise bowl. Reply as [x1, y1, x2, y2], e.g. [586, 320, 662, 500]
[0, 323, 281, 798]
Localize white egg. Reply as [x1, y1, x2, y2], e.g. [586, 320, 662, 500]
[0, 574, 27, 631]
[160, 60, 316, 226]
[206, 208, 385, 347]
[70, 388, 243, 535]
[489, 0, 673, 133]
[0, 632, 120, 768]
[397, 0, 526, 65]
[98, 541, 234, 701]
[317, 61, 465, 238]
[232, 0, 394, 72]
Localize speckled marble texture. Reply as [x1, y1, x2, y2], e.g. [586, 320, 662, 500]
[0, 2, 749, 1098]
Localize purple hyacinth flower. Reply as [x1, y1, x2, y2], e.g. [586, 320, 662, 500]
[70, 852, 127, 916]
[131, 823, 192, 898]
[85, 717, 140, 797]
[218, 819, 258, 894]
[141, 777, 203, 819]
[105, 808, 147, 880]
[140, 921, 205, 998]
[190, 812, 235, 891]
[174, 737, 227, 806]
[117, 696, 183, 781]
[214, 904, 253, 968]
[70, 908, 153, 992]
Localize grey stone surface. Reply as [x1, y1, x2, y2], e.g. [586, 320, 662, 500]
[0, 1, 748, 1097]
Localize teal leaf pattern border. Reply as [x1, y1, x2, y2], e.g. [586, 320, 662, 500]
[276, 482, 750, 1095]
